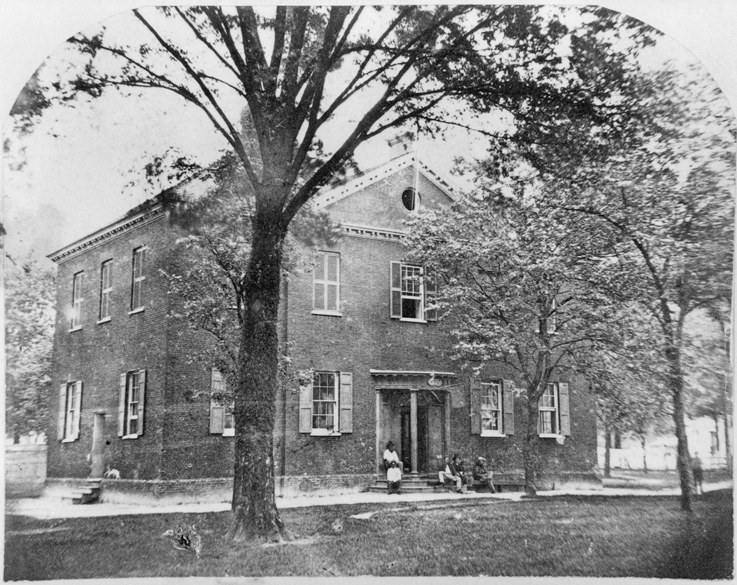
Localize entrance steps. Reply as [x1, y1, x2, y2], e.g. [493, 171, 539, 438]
[62, 478, 102, 504]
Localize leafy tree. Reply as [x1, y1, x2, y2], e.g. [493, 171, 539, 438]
[527, 64, 735, 510]
[5, 256, 55, 443]
[406, 185, 641, 495]
[17, 5, 657, 538]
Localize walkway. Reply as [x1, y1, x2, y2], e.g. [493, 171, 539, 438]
[6, 480, 732, 520]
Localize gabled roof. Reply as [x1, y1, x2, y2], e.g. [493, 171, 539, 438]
[312, 150, 457, 211]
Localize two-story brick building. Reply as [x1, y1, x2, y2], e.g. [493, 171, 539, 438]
[47, 143, 600, 502]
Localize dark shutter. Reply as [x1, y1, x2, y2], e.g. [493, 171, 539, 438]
[339, 372, 353, 433]
[559, 382, 571, 436]
[390, 262, 402, 318]
[470, 378, 481, 435]
[503, 380, 514, 436]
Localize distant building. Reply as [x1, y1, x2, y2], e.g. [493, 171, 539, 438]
[47, 140, 600, 500]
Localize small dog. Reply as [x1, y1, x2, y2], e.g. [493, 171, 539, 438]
[104, 466, 120, 479]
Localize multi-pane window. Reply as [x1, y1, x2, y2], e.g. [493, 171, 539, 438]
[538, 383, 559, 435]
[58, 381, 82, 442]
[400, 264, 423, 319]
[313, 252, 340, 314]
[126, 371, 140, 436]
[99, 260, 113, 321]
[312, 372, 337, 432]
[131, 247, 146, 311]
[210, 369, 235, 436]
[481, 382, 502, 433]
[119, 369, 146, 438]
[71, 271, 83, 329]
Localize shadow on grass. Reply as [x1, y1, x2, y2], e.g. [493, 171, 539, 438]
[655, 489, 734, 580]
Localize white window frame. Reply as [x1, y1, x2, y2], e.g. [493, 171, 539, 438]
[480, 382, 504, 437]
[400, 263, 425, 322]
[212, 369, 235, 437]
[312, 252, 341, 316]
[98, 259, 113, 323]
[70, 271, 83, 331]
[311, 371, 340, 436]
[538, 383, 559, 437]
[130, 247, 147, 313]
[123, 371, 140, 437]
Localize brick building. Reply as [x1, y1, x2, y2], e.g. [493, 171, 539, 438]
[47, 144, 600, 501]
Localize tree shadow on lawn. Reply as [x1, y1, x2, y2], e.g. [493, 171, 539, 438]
[4, 493, 733, 579]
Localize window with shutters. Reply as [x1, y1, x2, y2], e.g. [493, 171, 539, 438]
[98, 260, 113, 322]
[119, 370, 146, 439]
[70, 272, 83, 330]
[130, 247, 146, 313]
[538, 382, 571, 437]
[58, 381, 82, 442]
[390, 262, 437, 322]
[312, 252, 340, 316]
[480, 382, 503, 435]
[209, 369, 235, 436]
[299, 370, 353, 436]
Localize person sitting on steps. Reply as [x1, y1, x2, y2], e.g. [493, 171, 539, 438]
[383, 441, 403, 473]
[387, 460, 402, 495]
[438, 455, 463, 493]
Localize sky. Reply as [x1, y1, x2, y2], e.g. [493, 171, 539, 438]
[1, 0, 736, 265]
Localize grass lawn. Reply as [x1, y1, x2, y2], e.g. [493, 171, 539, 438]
[5, 489, 732, 580]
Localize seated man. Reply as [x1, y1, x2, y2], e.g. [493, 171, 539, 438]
[383, 441, 403, 473]
[457, 457, 474, 490]
[473, 456, 497, 493]
[438, 456, 463, 493]
[387, 460, 402, 495]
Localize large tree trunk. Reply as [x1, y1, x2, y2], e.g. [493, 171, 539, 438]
[604, 422, 611, 478]
[668, 349, 694, 512]
[524, 402, 540, 496]
[226, 205, 288, 541]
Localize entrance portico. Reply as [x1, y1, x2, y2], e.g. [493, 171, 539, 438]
[372, 370, 458, 478]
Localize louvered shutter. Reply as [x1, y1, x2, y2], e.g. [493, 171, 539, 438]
[137, 369, 146, 436]
[118, 373, 126, 436]
[72, 381, 82, 440]
[210, 369, 224, 434]
[559, 382, 571, 436]
[339, 372, 353, 434]
[390, 262, 402, 318]
[299, 379, 312, 433]
[58, 383, 67, 441]
[470, 378, 481, 435]
[503, 380, 514, 436]
[424, 267, 438, 321]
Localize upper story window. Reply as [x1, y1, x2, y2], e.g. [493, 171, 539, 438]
[99, 260, 113, 322]
[209, 368, 235, 437]
[312, 252, 340, 316]
[57, 381, 82, 442]
[70, 272, 83, 330]
[402, 187, 419, 211]
[390, 262, 437, 322]
[130, 247, 146, 312]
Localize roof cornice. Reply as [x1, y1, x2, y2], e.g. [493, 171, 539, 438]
[48, 204, 165, 264]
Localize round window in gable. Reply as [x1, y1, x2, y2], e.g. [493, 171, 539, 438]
[402, 187, 419, 211]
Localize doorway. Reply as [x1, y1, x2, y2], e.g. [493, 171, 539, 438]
[90, 411, 106, 478]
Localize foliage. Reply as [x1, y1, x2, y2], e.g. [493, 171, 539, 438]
[5, 256, 55, 441]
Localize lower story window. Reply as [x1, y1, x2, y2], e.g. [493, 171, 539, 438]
[481, 382, 502, 433]
[210, 368, 235, 436]
[299, 370, 353, 435]
[58, 381, 82, 442]
[119, 369, 147, 438]
[312, 372, 337, 431]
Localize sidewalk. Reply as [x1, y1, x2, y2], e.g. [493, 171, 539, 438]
[6, 480, 732, 520]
